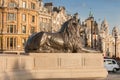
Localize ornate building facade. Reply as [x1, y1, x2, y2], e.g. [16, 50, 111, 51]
[99, 19, 110, 56]
[82, 13, 120, 58]
[0, 0, 52, 54]
[39, 2, 52, 32]
[83, 14, 99, 50]
[98, 19, 120, 58]
[1, 0, 119, 57]
[52, 6, 68, 32]
[107, 27, 120, 58]
[111, 27, 120, 57]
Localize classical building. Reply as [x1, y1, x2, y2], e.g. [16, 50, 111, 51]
[52, 6, 68, 32]
[99, 19, 120, 58]
[99, 19, 110, 55]
[41, 2, 69, 33]
[83, 13, 99, 50]
[108, 27, 120, 58]
[83, 15, 120, 58]
[39, 2, 52, 32]
[1, 0, 119, 57]
[0, 0, 52, 54]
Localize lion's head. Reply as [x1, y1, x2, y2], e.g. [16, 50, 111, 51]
[60, 16, 84, 52]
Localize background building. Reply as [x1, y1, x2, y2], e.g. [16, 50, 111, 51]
[82, 13, 99, 50]
[99, 19, 110, 56]
[82, 13, 120, 58]
[0, 0, 120, 58]
[99, 19, 120, 58]
[52, 6, 67, 32]
[0, 0, 52, 54]
[0, 0, 68, 54]
[39, 2, 52, 32]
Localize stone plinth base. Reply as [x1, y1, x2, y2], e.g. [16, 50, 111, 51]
[0, 53, 108, 80]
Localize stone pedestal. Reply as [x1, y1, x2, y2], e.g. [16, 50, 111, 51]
[0, 53, 108, 80]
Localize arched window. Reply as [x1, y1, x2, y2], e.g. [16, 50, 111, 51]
[8, 2, 17, 7]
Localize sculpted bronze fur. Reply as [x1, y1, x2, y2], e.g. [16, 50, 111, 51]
[25, 14, 96, 53]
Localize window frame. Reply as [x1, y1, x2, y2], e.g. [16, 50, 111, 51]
[31, 26, 35, 34]
[10, 37, 13, 48]
[22, 14, 26, 22]
[7, 25, 16, 34]
[8, 13, 16, 21]
[32, 16, 35, 23]
[8, 2, 17, 8]
[22, 38, 27, 47]
[31, 2, 35, 9]
[22, 1, 26, 8]
[22, 25, 26, 33]
[7, 37, 17, 49]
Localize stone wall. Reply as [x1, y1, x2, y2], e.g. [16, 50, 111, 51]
[0, 53, 108, 80]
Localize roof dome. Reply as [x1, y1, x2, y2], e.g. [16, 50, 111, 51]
[101, 18, 108, 26]
[112, 26, 119, 37]
[112, 26, 119, 32]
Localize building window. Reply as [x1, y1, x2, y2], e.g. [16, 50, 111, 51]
[32, 16, 35, 22]
[22, 38, 27, 47]
[10, 25, 13, 33]
[7, 25, 16, 33]
[7, 37, 16, 49]
[8, 2, 17, 7]
[22, 25, 26, 33]
[14, 38, 16, 48]
[31, 3, 35, 9]
[10, 38, 13, 48]
[22, 1, 26, 8]
[31, 26, 35, 34]
[8, 13, 16, 21]
[22, 14, 26, 22]
[7, 38, 9, 48]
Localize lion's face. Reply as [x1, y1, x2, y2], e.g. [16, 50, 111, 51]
[66, 18, 81, 38]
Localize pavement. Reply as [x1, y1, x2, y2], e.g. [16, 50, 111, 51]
[106, 71, 120, 80]
[31, 74, 119, 80]
[31, 71, 120, 80]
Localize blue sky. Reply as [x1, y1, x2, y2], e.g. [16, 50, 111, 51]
[44, 0, 120, 32]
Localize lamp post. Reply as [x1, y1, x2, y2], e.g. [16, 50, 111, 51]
[114, 33, 118, 57]
[112, 27, 118, 58]
[91, 20, 93, 48]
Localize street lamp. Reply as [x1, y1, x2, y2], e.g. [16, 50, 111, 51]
[114, 33, 118, 57]
[112, 27, 118, 58]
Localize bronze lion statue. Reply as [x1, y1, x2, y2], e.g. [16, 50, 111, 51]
[25, 14, 95, 53]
